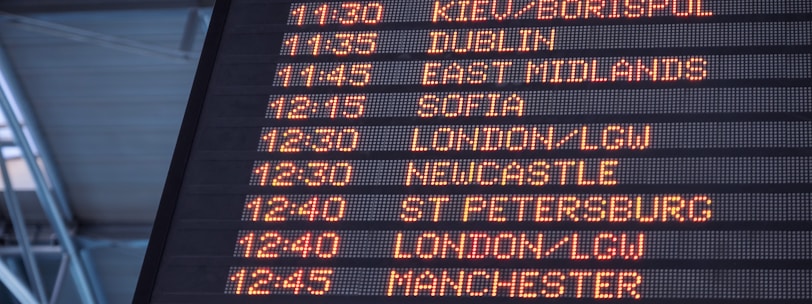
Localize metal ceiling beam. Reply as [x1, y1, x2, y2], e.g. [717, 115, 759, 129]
[79, 250, 107, 304]
[0, 0, 214, 14]
[179, 8, 202, 52]
[0, 259, 38, 304]
[49, 255, 69, 304]
[0, 152, 49, 303]
[0, 46, 98, 304]
[0, 245, 62, 255]
[0, 28, 74, 222]
[0, 11, 199, 62]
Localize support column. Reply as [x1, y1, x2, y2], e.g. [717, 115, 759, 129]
[0, 149, 49, 302]
[0, 260, 38, 304]
[0, 35, 74, 221]
[0, 45, 97, 304]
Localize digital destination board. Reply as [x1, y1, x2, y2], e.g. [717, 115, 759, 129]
[134, 0, 812, 302]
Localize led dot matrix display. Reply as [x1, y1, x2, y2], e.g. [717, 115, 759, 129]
[134, 0, 812, 303]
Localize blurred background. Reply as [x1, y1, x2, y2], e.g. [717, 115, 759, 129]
[0, 1, 215, 303]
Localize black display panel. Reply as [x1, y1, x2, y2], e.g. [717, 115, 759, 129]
[134, 0, 812, 302]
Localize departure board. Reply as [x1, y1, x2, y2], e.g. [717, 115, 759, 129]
[134, 0, 812, 303]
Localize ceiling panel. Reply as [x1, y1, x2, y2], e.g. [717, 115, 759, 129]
[0, 8, 206, 223]
[0, 0, 214, 13]
[0, 5, 211, 303]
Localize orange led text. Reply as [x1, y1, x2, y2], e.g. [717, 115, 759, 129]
[387, 269, 642, 299]
[404, 160, 619, 186]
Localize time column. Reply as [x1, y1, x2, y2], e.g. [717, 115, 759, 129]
[277, 2, 383, 87]
[224, 1, 384, 297]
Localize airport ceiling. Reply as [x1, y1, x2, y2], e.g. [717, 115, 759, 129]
[0, 1, 217, 302]
[0, 0, 213, 225]
[1, 0, 215, 13]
